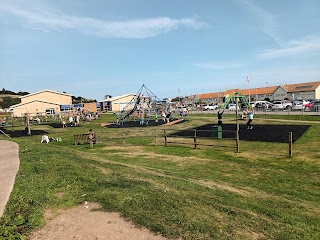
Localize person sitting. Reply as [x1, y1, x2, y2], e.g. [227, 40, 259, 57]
[88, 129, 96, 144]
[241, 109, 247, 120]
[41, 134, 50, 143]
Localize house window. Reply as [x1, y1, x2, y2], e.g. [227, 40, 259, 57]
[60, 105, 72, 112]
[46, 108, 55, 115]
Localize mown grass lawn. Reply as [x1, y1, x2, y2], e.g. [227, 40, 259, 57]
[0, 113, 319, 239]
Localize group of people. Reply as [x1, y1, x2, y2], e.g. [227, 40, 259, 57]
[217, 107, 254, 130]
[114, 109, 168, 126]
[62, 114, 81, 128]
[162, 111, 173, 123]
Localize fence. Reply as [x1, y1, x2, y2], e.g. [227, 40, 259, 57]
[99, 128, 240, 152]
[97, 128, 294, 156]
[190, 107, 320, 116]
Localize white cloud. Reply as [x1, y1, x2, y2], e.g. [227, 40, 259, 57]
[0, 2, 207, 39]
[258, 36, 320, 59]
[236, 0, 281, 45]
[194, 62, 243, 70]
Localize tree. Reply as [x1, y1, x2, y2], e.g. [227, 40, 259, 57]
[0, 96, 20, 108]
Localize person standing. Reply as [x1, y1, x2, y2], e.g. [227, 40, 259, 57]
[217, 108, 225, 126]
[140, 111, 145, 125]
[115, 112, 119, 125]
[246, 108, 254, 130]
[62, 117, 67, 128]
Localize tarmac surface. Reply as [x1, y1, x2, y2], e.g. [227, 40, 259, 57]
[0, 140, 20, 218]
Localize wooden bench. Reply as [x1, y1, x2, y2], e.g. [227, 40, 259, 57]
[74, 134, 90, 145]
[74, 133, 99, 145]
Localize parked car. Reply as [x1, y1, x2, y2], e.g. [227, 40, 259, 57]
[227, 103, 237, 110]
[203, 104, 218, 110]
[311, 100, 320, 112]
[254, 101, 272, 109]
[304, 102, 313, 110]
[271, 101, 292, 110]
[290, 100, 304, 110]
[271, 101, 284, 110]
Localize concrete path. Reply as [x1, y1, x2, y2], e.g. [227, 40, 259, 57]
[0, 140, 19, 218]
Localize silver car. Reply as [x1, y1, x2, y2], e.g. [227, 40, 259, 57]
[290, 101, 304, 110]
[271, 101, 284, 110]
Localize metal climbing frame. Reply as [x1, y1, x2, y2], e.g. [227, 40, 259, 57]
[221, 91, 250, 109]
[120, 84, 166, 125]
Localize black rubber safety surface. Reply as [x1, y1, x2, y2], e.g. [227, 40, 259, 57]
[106, 119, 185, 128]
[0, 128, 48, 138]
[171, 124, 310, 143]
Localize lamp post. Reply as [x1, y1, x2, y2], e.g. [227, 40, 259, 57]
[247, 76, 250, 104]
[178, 88, 180, 106]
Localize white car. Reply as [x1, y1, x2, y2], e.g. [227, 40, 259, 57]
[271, 101, 292, 110]
[227, 103, 237, 110]
[203, 105, 218, 110]
[271, 101, 284, 110]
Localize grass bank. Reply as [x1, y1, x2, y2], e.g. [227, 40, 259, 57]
[0, 113, 319, 239]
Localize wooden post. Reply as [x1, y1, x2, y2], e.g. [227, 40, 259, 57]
[194, 129, 197, 149]
[164, 129, 167, 146]
[27, 113, 31, 135]
[289, 132, 293, 157]
[11, 112, 14, 132]
[155, 129, 157, 146]
[236, 130, 240, 153]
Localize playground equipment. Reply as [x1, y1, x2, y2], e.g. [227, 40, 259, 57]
[220, 91, 250, 109]
[220, 91, 251, 131]
[120, 84, 165, 125]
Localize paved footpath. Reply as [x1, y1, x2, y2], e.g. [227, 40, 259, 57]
[0, 140, 19, 218]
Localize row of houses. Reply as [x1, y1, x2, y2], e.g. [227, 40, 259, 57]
[8, 81, 320, 116]
[182, 81, 320, 105]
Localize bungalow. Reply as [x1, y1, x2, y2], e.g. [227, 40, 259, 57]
[10, 90, 72, 117]
[100, 93, 137, 112]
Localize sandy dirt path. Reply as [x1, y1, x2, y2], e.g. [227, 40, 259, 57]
[29, 202, 167, 240]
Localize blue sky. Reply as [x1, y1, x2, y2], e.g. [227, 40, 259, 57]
[1, 0, 320, 100]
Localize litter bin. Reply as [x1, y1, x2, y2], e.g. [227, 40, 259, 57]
[212, 125, 222, 139]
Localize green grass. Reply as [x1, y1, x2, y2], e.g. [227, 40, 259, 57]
[0, 114, 319, 239]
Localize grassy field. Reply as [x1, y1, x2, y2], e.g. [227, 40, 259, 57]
[0, 113, 319, 239]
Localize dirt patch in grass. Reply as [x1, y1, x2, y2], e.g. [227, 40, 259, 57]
[196, 179, 251, 196]
[102, 145, 209, 165]
[55, 192, 64, 200]
[28, 202, 167, 240]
